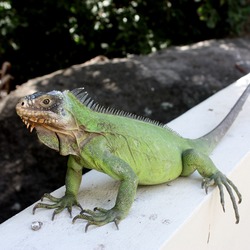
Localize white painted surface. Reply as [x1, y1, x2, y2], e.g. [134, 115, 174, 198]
[1, 74, 250, 250]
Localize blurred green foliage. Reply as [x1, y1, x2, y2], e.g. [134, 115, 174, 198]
[0, 0, 249, 85]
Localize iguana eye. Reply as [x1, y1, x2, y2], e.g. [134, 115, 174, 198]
[42, 98, 50, 105]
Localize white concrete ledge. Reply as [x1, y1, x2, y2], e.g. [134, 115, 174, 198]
[1, 74, 250, 250]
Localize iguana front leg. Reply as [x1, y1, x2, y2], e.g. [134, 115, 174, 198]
[181, 149, 242, 223]
[73, 150, 138, 232]
[33, 156, 83, 219]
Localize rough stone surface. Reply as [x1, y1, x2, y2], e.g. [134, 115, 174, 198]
[1, 37, 250, 222]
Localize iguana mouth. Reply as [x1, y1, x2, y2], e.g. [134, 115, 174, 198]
[16, 106, 59, 133]
[18, 114, 59, 133]
[20, 116, 36, 132]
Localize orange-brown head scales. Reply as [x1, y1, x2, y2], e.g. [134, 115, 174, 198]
[15, 90, 90, 156]
[16, 90, 77, 133]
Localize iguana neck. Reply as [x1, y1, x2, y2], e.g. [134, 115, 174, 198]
[36, 125, 96, 156]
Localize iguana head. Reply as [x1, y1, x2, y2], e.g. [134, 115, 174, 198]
[16, 90, 85, 155]
[16, 90, 77, 133]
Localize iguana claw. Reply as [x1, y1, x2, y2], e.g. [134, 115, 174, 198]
[33, 193, 83, 220]
[201, 172, 242, 224]
[72, 207, 121, 232]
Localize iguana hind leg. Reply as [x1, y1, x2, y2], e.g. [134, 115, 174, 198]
[181, 148, 242, 223]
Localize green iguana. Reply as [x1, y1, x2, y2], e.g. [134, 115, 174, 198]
[16, 84, 250, 232]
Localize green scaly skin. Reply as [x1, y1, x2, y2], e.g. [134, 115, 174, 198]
[15, 84, 250, 231]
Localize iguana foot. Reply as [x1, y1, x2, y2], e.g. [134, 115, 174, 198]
[201, 172, 242, 223]
[73, 207, 121, 232]
[33, 193, 83, 220]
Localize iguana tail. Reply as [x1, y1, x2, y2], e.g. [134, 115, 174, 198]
[195, 83, 250, 154]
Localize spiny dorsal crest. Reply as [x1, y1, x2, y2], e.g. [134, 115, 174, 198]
[71, 88, 163, 127]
